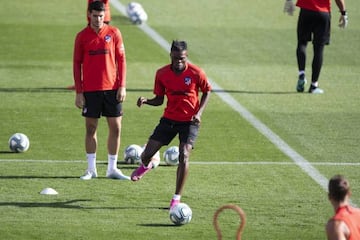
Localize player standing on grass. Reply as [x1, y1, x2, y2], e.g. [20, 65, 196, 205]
[284, 0, 348, 94]
[326, 175, 360, 240]
[73, 1, 129, 180]
[131, 40, 212, 209]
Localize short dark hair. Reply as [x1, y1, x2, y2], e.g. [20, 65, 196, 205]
[171, 40, 187, 52]
[328, 175, 350, 202]
[88, 1, 105, 12]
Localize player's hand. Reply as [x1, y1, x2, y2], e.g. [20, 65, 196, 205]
[137, 97, 147, 107]
[283, 0, 295, 16]
[191, 115, 201, 125]
[117, 87, 126, 102]
[75, 93, 85, 109]
[339, 13, 348, 28]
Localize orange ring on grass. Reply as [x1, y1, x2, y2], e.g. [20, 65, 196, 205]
[213, 204, 246, 240]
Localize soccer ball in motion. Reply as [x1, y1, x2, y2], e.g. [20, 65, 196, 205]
[126, 2, 148, 24]
[124, 144, 143, 164]
[8, 133, 30, 153]
[169, 203, 192, 225]
[163, 146, 179, 165]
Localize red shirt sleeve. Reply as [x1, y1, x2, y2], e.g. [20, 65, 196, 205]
[73, 32, 84, 93]
[114, 28, 126, 88]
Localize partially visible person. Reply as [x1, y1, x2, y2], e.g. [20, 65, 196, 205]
[326, 175, 360, 240]
[73, 1, 129, 180]
[284, 0, 348, 94]
[130, 40, 212, 209]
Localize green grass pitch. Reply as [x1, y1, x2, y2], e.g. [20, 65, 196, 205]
[0, 0, 359, 239]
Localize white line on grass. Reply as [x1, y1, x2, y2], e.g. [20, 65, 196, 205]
[110, 0, 329, 191]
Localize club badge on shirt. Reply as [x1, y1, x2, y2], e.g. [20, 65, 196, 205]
[104, 35, 111, 43]
[184, 77, 191, 86]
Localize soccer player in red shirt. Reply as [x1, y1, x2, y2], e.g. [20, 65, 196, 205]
[285, 0, 348, 94]
[131, 40, 212, 209]
[326, 175, 360, 240]
[67, 1, 111, 90]
[73, 1, 129, 180]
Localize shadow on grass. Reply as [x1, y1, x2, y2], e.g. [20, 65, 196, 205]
[0, 87, 297, 95]
[0, 175, 80, 179]
[138, 223, 177, 227]
[0, 199, 91, 209]
[0, 201, 173, 211]
[0, 151, 19, 154]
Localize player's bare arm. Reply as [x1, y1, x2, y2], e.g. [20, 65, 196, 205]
[192, 91, 211, 123]
[326, 219, 349, 240]
[137, 95, 164, 107]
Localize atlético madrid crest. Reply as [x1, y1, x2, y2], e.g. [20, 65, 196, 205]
[184, 77, 191, 85]
[104, 35, 111, 43]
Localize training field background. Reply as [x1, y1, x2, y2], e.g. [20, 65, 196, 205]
[0, 0, 359, 239]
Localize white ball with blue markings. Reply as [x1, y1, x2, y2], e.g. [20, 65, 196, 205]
[9, 133, 30, 153]
[169, 203, 192, 225]
[126, 2, 148, 24]
[124, 144, 143, 164]
[163, 146, 179, 166]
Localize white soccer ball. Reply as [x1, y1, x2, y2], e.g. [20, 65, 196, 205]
[8, 133, 30, 153]
[169, 203, 192, 225]
[150, 150, 161, 168]
[126, 2, 148, 24]
[163, 146, 179, 165]
[124, 144, 143, 164]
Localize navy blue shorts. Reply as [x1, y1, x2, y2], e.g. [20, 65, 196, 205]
[82, 90, 123, 118]
[150, 117, 200, 147]
[297, 8, 331, 45]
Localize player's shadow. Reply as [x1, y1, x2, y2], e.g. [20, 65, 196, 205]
[126, 88, 297, 95]
[0, 87, 297, 95]
[0, 151, 20, 154]
[0, 175, 80, 179]
[0, 200, 139, 210]
[0, 87, 71, 93]
[138, 223, 177, 227]
[0, 199, 91, 209]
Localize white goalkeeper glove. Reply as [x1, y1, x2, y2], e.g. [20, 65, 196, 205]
[339, 11, 348, 28]
[284, 0, 295, 16]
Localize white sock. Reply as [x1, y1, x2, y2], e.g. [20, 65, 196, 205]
[108, 154, 118, 171]
[86, 153, 96, 171]
[311, 81, 318, 87]
[173, 194, 181, 201]
[298, 70, 305, 76]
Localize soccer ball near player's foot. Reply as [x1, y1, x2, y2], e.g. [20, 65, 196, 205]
[169, 203, 192, 225]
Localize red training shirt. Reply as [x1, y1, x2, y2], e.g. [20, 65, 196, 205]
[154, 62, 212, 122]
[332, 205, 360, 240]
[296, 0, 331, 12]
[87, 0, 111, 23]
[73, 24, 126, 93]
